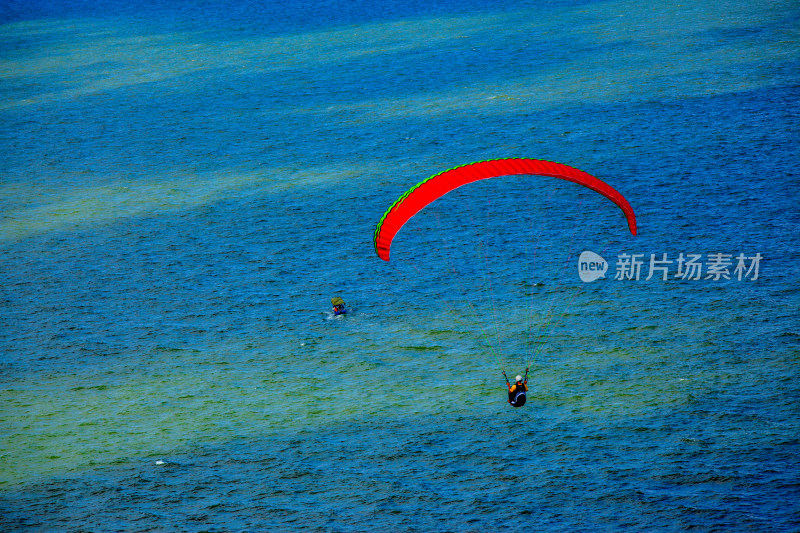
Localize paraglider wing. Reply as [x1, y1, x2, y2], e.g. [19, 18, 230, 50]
[373, 158, 637, 261]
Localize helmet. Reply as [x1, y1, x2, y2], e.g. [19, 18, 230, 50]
[515, 375, 523, 382]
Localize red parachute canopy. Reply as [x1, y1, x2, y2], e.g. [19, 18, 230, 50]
[374, 158, 637, 261]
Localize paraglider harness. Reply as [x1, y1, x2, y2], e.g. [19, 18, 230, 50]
[504, 368, 528, 408]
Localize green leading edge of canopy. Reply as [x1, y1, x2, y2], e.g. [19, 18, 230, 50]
[373, 161, 473, 248]
[373, 158, 637, 261]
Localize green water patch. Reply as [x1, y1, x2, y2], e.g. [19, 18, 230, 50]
[0, 160, 383, 243]
[397, 345, 444, 352]
[0, 308, 732, 487]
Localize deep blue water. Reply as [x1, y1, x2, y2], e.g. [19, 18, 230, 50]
[1, 1, 799, 531]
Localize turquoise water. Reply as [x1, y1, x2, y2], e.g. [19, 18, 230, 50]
[1, 0, 799, 530]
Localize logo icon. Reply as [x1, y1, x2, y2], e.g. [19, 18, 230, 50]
[578, 251, 607, 282]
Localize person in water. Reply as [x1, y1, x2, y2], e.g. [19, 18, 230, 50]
[506, 370, 528, 407]
[331, 296, 347, 316]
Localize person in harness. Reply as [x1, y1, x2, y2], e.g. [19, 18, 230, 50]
[504, 369, 528, 407]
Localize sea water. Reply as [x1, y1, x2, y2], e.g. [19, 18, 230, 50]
[1, 0, 798, 531]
